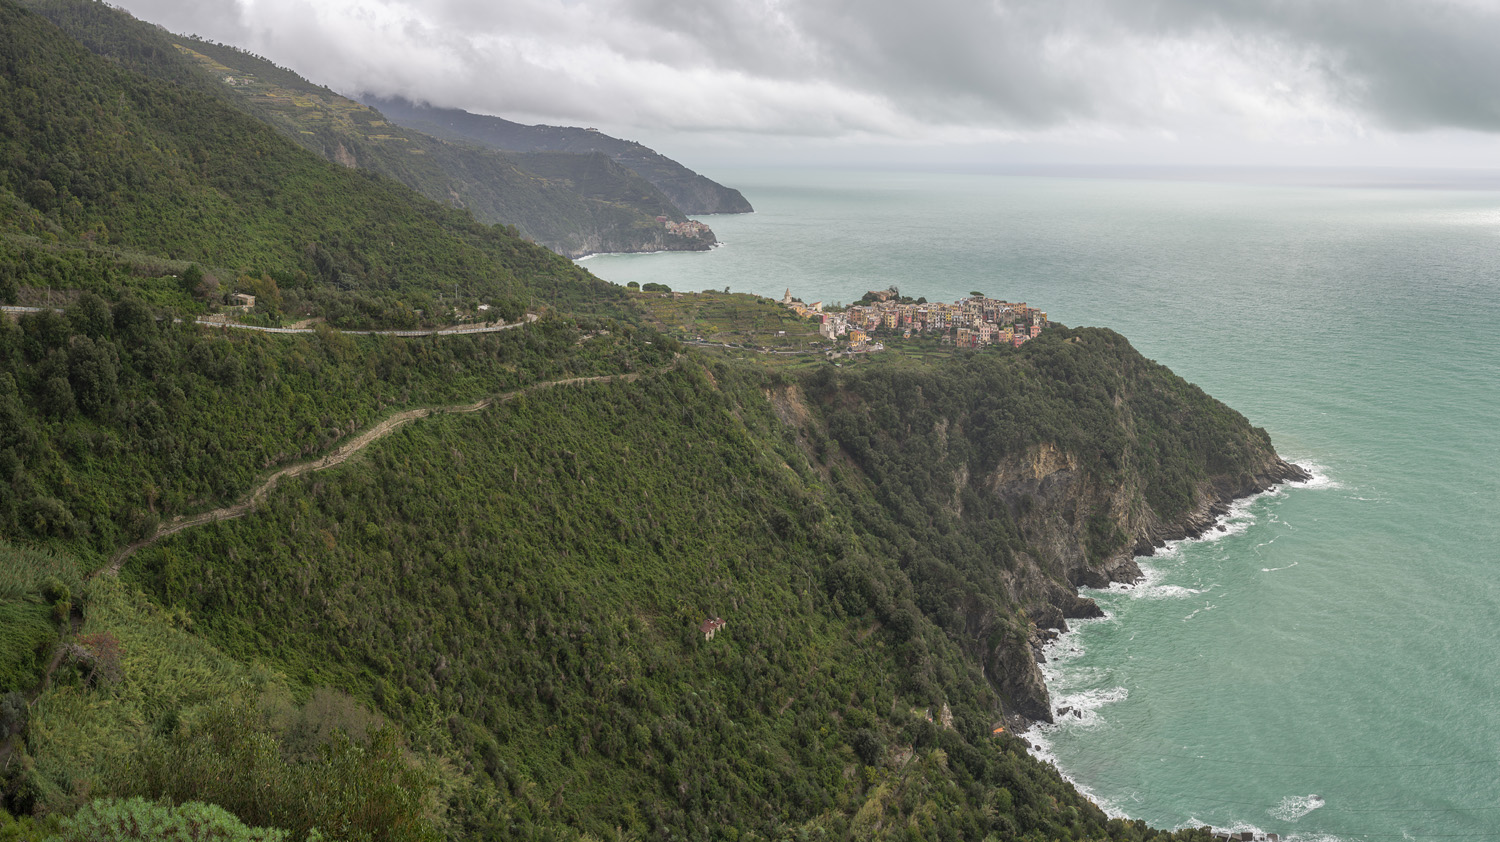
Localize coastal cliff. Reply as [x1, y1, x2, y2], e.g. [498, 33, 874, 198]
[2, 301, 1235, 839]
[2, 1, 1234, 834]
[987, 438, 1306, 721]
[804, 326, 1307, 723]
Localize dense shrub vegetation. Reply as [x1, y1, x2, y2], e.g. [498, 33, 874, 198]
[0, 0, 631, 326]
[0, 292, 673, 561]
[91, 357, 1219, 840]
[0, 316, 1247, 840]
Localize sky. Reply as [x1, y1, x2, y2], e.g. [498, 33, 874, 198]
[111, 0, 1500, 170]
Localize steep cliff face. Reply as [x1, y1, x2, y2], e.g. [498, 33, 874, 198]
[990, 438, 1305, 592]
[981, 440, 1305, 720]
[547, 222, 715, 258]
[804, 327, 1308, 724]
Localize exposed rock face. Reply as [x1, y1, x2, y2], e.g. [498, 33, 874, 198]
[801, 333, 1311, 727]
[548, 225, 715, 259]
[982, 441, 1307, 723]
[331, 143, 357, 169]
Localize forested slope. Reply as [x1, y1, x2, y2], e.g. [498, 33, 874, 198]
[6, 340, 1234, 841]
[0, 296, 673, 562]
[166, 37, 712, 258]
[0, 2, 1301, 839]
[366, 96, 755, 215]
[0, 0, 626, 325]
[16, 0, 722, 258]
[1, 315, 1286, 841]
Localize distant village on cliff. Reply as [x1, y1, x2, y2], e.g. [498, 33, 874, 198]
[782, 287, 1049, 352]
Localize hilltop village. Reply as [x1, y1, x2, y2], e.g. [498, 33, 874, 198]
[782, 287, 1050, 350]
[659, 217, 715, 239]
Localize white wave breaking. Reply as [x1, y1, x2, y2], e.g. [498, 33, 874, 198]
[1046, 686, 1129, 728]
[1023, 456, 1344, 835]
[1270, 794, 1326, 822]
[1022, 721, 1131, 821]
[1288, 460, 1339, 490]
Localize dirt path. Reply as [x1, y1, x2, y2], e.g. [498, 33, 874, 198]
[3, 372, 644, 769]
[101, 372, 639, 577]
[0, 611, 81, 770]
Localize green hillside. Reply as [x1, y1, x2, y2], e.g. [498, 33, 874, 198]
[5, 337, 1237, 842]
[0, 3, 1297, 840]
[168, 37, 712, 258]
[1, 296, 1263, 842]
[15, 0, 722, 259]
[0, 0, 626, 326]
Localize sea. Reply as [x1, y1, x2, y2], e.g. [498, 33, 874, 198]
[581, 166, 1500, 841]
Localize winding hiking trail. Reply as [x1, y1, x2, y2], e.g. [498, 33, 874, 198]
[3, 306, 539, 337]
[99, 372, 640, 577]
[4, 363, 645, 770]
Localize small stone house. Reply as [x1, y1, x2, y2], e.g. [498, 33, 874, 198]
[700, 617, 726, 640]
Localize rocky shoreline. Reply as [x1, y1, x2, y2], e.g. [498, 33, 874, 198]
[1008, 454, 1311, 728]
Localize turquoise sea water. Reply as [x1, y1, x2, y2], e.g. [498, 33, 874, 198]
[583, 168, 1500, 841]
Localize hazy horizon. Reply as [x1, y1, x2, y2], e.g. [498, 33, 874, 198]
[109, 0, 1500, 172]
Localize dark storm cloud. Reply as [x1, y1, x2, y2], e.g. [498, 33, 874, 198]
[110, 0, 1500, 140]
[1110, 0, 1500, 131]
[605, 0, 1107, 124]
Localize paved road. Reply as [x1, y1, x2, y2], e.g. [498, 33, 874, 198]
[197, 313, 539, 336]
[1, 305, 537, 336]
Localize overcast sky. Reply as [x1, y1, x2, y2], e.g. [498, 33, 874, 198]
[112, 0, 1500, 169]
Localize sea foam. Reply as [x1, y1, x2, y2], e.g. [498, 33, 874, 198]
[1270, 794, 1326, 822]
[1288, 461, 1339, 490]
[1026, 457, 1344, 832]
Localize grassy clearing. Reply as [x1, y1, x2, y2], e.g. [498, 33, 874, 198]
[634, 290, 827, 349]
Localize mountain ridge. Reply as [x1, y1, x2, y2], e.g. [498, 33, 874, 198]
[365, 95, 755, 216]
[16, 0, 731, 258]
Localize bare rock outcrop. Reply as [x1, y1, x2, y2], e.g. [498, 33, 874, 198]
[979, 441, 1307, 723]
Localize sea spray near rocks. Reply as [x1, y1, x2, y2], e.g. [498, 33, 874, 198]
[1028, 461, 1330, 829]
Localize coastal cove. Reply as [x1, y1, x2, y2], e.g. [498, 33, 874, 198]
[583, 167, 1500, 840]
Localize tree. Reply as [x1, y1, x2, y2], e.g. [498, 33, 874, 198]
[67, 293, 113, 338]
[67, 335, 119, 417]
[179, 264, 203, 296]
[851, 728, 884, 766]
[40, 375, 75, 418]
[0, 261, 19, 305]
[246, 273, 284, 311]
